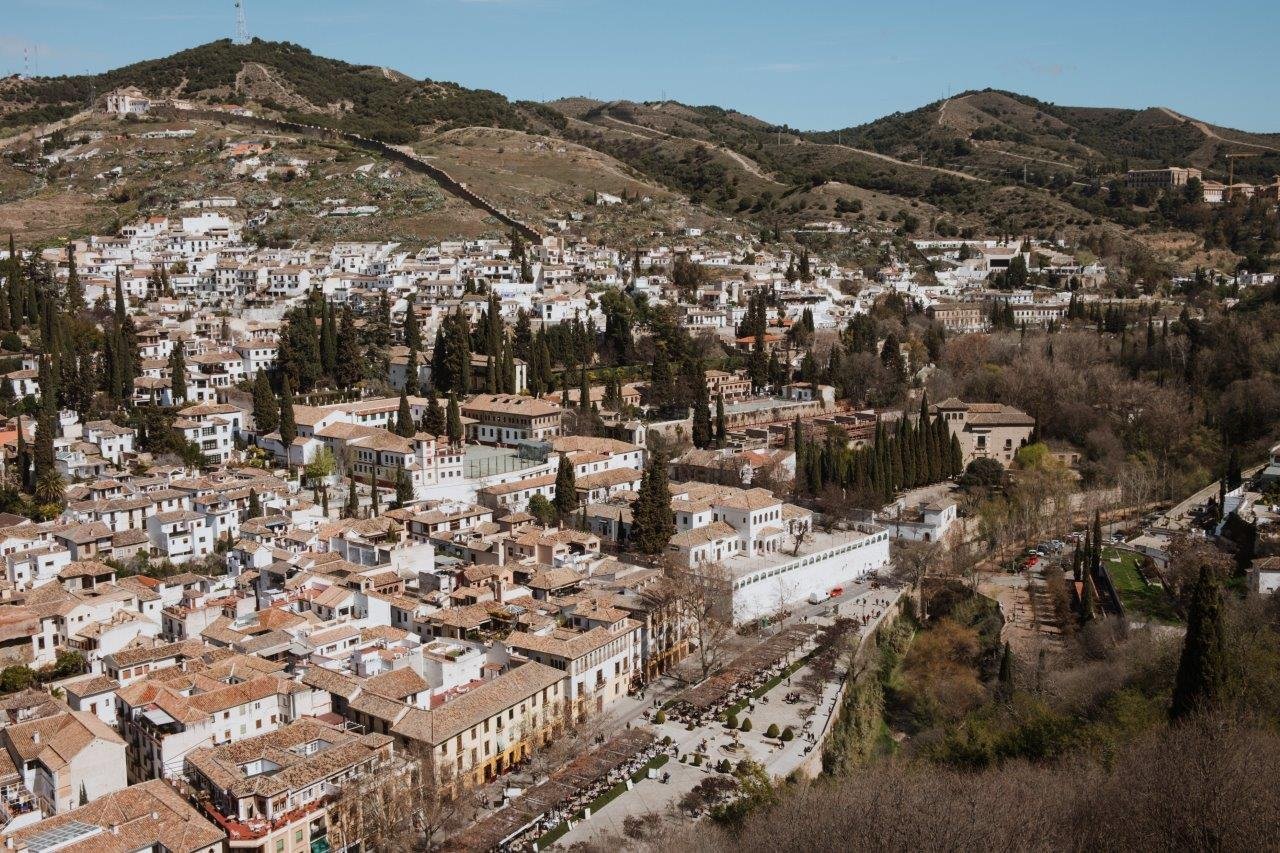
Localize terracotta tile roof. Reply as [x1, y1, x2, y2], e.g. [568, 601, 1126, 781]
[0, 778, 225, 853]
[185, 719, 391, 801]
[364, 667, 430, 701]
[390, 661, 563, 746]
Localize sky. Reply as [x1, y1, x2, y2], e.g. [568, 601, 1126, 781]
[5, 0, 1278, 132]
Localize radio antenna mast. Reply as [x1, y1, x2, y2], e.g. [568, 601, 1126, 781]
[234, 1, 250, 45]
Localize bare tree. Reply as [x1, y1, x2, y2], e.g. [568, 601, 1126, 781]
[659, 556, 734, 680]
[329, 743, 464, 852]
[788, 516, 813, 556]
[890, 539, 943, 620]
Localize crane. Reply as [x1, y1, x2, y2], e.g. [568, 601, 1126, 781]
[1225, 151, 1261, 202]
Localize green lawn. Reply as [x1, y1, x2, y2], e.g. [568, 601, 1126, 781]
[1103, 548, 1181, 624]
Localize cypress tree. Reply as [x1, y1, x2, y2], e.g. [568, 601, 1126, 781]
[1170, 565, 1228, 720]
[949, 434, 964, 476]
[715, 393, 727, 448]
[369, 470, 380, 516]
[15, 426, 30, 492]
[500, 337, 516, 394]
[691, 368, 712, 449]
[65, 246, 84, 314]
[405, 345, 420, 396]
[319, 301, 337, 378]
[169, 342, 187, 403]
[7, 235, 21, 329]
[253, 371, 279, 434]
[33, 402, 55, 481]
[278, 377, 297, 448]
[553, 454, 578, 518]
[422, 393, 444, 436]
[997, 642, 1014, 697]
[247, 488, 261, 519]
[446, 393, 463, 445]
[633, 452, 676, 555]
[578, 367, 591, 414]
[404, 294, 422, 351]
[345, 477, 359, 519]
[1091, 511, 1103, 577]
[395, 465, 413, 508]
[395, 393, 414, 438]
[335, 306, 362, 390]
[1081, 572, 1098, 621]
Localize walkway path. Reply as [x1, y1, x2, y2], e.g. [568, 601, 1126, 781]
[554, 586, 903, 848]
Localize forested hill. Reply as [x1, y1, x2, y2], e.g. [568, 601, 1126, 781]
[811, 88, 1280, 183]
[0, 39, 560, 141]
[2, 41, 1277, 268]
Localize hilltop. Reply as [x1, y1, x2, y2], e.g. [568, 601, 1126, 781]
[1, 41, 1277, 269]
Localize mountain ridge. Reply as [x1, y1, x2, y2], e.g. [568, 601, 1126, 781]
[1, 40, 1276, 271]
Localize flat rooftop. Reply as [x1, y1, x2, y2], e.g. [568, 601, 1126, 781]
[464, 444, 545, 478]
[721, 525, 883, 580]
[724, 396, 813, 416]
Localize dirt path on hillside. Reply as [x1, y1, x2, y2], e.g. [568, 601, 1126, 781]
[828, 141, 988, 182]
[599, 112, 780, 183]
[1157, 106, 1280, 154]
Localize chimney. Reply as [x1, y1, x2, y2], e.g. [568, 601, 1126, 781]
[490, 576, 504, 605]
[111, 825, 119, 836]
[30, 732, 39, 745]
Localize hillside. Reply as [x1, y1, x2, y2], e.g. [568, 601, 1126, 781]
[814, 89, 1280, 184]
[1, 42, 1277, 269]
[0, 39, 533, 142]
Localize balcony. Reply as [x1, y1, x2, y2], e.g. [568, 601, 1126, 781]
[195, 792, 336, 841]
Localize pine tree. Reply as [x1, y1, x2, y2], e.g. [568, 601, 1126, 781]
[168, 342, 187, 403]
[253, 371, 279, 434]
[278, 377, 297, 448]
[633, 452, 676, 555]
[395, 393, 414, 438]
[1171, 565, 1228, 720]
[715, 393, 727, 448]
[553, 454, 578, 519]
[446, 393, 462, 445]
